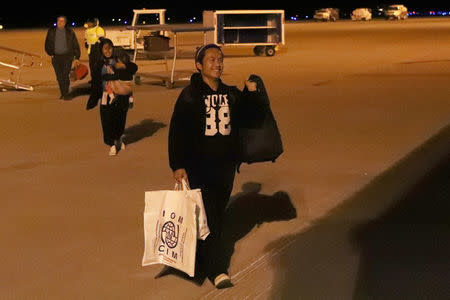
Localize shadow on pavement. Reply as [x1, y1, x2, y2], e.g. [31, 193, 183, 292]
[220, 183, 297, 274]
[266, 125, 450, 299]
[155, 182, 297, 286]
[123, 119, 166, 145]
[64, 82, 91, 100]
[352, 155, 449, 299]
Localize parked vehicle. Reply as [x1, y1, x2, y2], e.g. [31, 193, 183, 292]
[384, 4, 408, 20]
[351, 8, 372, 21]
[314, 8, 339, 22]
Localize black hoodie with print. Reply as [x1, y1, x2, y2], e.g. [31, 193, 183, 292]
[168, 72, 266, 171]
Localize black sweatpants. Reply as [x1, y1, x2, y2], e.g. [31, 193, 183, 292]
[100, 95, 129, 146]
[51, 54, 72, 97]
[186, 160, 236, 280]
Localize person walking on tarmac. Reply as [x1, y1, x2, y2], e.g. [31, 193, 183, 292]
[45, 15, 81, 100]
[168, 44, 266, 289]
[84, 18, 105, 81]
[86, 38, 137, 156]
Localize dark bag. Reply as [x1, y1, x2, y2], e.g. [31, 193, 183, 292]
[86, 94, 100, 110]
[238, 75, 283, 171]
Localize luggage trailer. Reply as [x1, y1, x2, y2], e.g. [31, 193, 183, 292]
[126, 24, 214, 88]
[203, 10, 285, 56]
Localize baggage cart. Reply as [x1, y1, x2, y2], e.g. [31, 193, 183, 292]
[203, 10, 285, 56]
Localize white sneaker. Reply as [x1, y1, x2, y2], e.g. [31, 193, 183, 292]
[214, 273, 233, 289]
[109, 145, 117, 156]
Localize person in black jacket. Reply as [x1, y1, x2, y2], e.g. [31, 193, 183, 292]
[168, 44, 265, 289]
[86, 39, 137, 156]
[44, 16, 81, 99]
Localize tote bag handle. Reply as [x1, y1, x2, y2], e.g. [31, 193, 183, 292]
[174, 179, 190, 191]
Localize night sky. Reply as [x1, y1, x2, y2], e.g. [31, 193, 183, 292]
[1, 1, 449, 28]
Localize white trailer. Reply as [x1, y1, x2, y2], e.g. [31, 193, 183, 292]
[203, 10, 285, 56]
[105, 9, 166, 51]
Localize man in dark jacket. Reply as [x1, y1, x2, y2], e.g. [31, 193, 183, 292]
[168, 44, 265, 289]
[45, 16, 81, 99]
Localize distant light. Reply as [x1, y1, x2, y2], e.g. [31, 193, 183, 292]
[306, 16, 309, 19]
[168, 17, 171, 21]
[124, 21, 128, 24]
[72, 22, 75, 26]
[118, 18, 122, 22]
[112, 18, 115, 22]
[0, 25, 3, 30]
[189, 19, 193, 23]
[193, 17, 196, 20]
[53, 23, 57, 27]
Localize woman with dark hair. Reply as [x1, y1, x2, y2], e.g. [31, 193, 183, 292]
[86, 38, 138, 156]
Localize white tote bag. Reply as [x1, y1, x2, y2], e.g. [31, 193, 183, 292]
[142, 180, 209, 277]
[176, 180, 210, 241]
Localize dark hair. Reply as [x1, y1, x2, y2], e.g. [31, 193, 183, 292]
[99, 38, 114, 58]
[195, 44, 223, 67]
[99, 38, 114, 49]
[86, 17, 99, 25]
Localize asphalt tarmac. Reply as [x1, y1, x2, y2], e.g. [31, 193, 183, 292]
[1, 18, 449, 299]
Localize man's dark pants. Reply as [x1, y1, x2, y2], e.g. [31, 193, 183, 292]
[187, 160, 236, 281]
[51, 54, 72, 97]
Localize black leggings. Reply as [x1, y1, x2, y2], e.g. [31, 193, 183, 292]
[99, 95, 129, 146]
[187, 160, 236, 280]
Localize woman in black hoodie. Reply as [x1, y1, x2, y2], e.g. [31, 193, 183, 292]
[168, 44, 265, 288]
[87, 39, 137, 156]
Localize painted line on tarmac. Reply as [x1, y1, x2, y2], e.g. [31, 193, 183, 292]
[199, 222, 311, 300]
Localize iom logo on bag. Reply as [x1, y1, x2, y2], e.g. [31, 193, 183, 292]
[161, 221, 178, 248]
[158, 210, 184, 261]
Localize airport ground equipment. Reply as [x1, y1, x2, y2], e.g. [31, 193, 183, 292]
[106, 9, 167, 51]
[126, 24, 214, 88]
[351, 8, 373, 21]
[202, 10, 285, 57]
[0, 46, 42, 91]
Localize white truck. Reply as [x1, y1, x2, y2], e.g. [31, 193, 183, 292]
[105, 9, 167, 51]
[384, 4, 408, 20]
[313, 8, 339, 22]
[351, 8, 372, 21]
